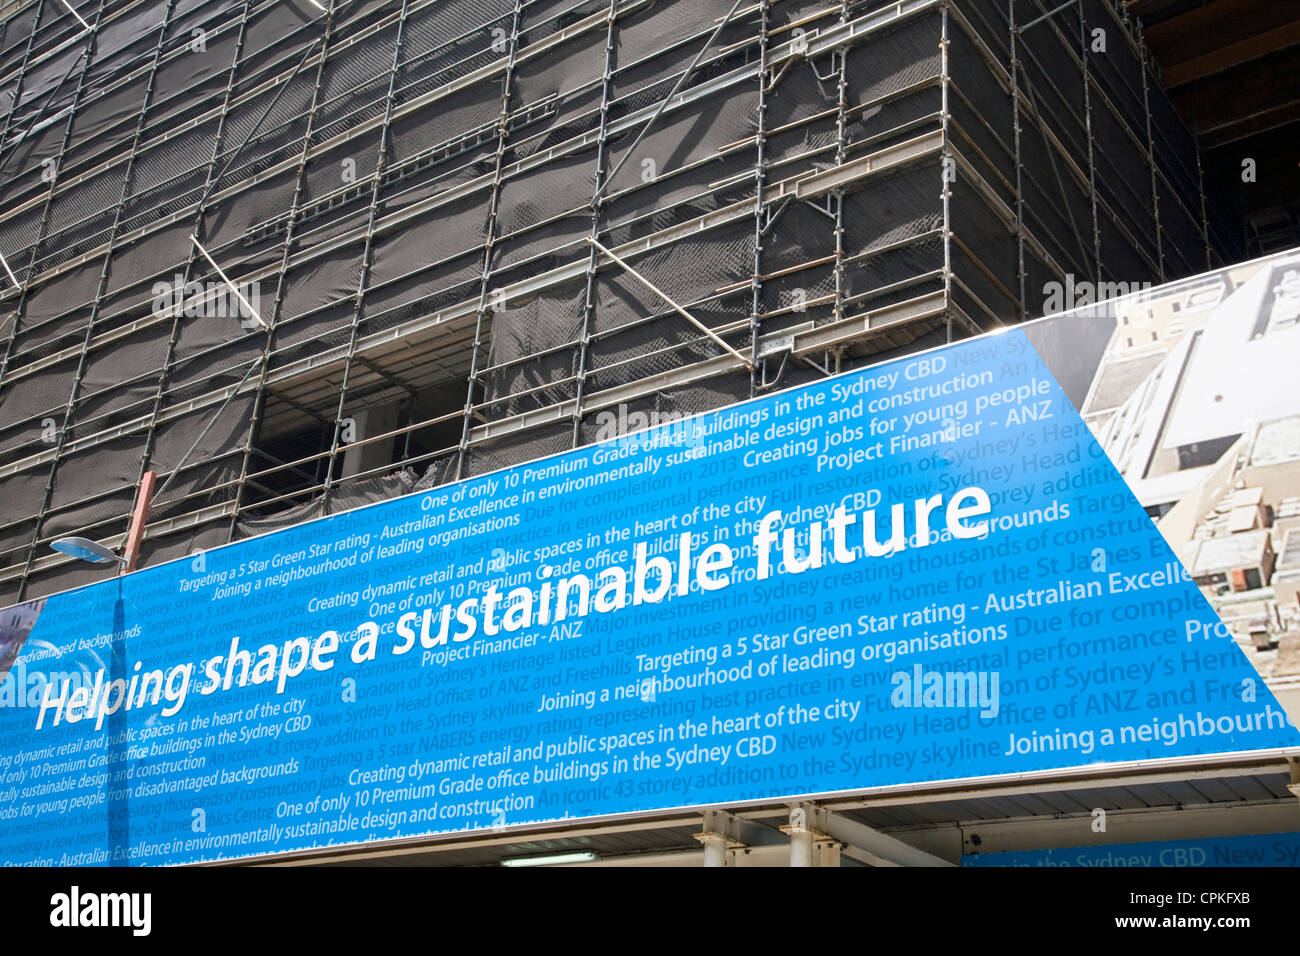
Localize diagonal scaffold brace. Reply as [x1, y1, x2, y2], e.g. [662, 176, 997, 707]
[586, 236, 753, 371]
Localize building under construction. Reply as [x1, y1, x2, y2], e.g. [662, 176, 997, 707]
[0, 0, 1253, 605]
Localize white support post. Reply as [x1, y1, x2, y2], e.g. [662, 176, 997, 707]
[695, 809, 785, 867]
[700, 833, 729, 868]
[784, 806, 815, 867]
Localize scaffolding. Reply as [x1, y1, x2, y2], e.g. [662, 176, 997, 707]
[0, 0, 1233, 604]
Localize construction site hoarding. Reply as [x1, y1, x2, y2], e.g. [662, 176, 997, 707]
[2, 251, 1299, 865]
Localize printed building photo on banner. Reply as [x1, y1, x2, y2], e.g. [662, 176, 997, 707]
[1044, 252, 1300, 721]
[0, 598, 43, 683]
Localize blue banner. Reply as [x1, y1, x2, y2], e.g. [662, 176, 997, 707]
[0, 326, 1295, 865]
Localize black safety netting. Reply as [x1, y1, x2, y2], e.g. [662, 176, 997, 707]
[374, 187, 489, 276]
[166, 288, 264, 373]
[150, 475, 244, 533]
[11, 267, 98, 356]
[617, 0, 739, 69]
[482, 279, 585, 418]
[63, 73, 149, 169]
[41, 435, 139, 536]
[328, 466, 419, 513]
[0, 512, 39, 579]
[11, 44, 84, 121]
[267, 300, 356, 374]
[846, 12, 943, 104]
[293, 206, 371, 252]
[235, 495, 322, 537]
[1090, 99, 1158, 251]
[491, 215, 589, 276]
[236, 464, 422, 535]
[404, 0, 512, 75]
[0, 214, 40, 287]
[0, 354, 77, 445]
[361, 256, 481, 335]
[150, 394, 253, 479]
[519, 0, 607, 43]
[574, 368, 751, 448]
[649, 372, 752, 423]
[0, 3, 40, 78]
[840, 163, 944, 257]
[76, 324, 168, 411]
[951, 182, 1020, 323]
[200, 169, 300, 248]
[513, 24, 606, 109]
[464, 420, 572, 478]
[493, 147, 596, 258]
[610, 18, 757, 111]
[83, 6, 167, 86]
[141, 30, 241, 132]
[413, 452, 459, 492]
[0, 410, 49, 462]
[605, 88, 760, 198]
[1017, 47, 1087, 162]
[583, 232, 753, 392]
[841, 233, 947, 312]
[102, 221, 193, 297]
[240, 1, 315, 64]
[0, 468, 48, 546]
[72, 383, 157, 445]
[1080, 0, 1146, 132]
[1097, 213, 1153, 289]
[133, 519, 229, 571]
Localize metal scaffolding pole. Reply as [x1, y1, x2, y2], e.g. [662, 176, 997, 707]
[319, 0, 414, 513]
[1077, 0, 1103, 279]
[569, 0, 618, 451]
[12, 0, 111, 599]
[0, 1, 85, 386]
[0, 0, 46, 168]
[1138, 30, 1165, 283]
[1195, 146, 1213, 271]
[747, 0, 770, 396]
[228, 5, 341, 539]
[591, 0, 746, 206]
[829, 0, 850, 331]
[1008, 0, 1029, 321]
[133, 0, 259, 539]
[455, 0, 525, 481]
[941, 3, 953, 342]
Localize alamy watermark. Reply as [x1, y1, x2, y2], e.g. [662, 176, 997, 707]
[1041, 274, 1152, 319]
[152, 273, 262, 328]
[890, 663, 1000, 719]
[593, 404, 705, 450]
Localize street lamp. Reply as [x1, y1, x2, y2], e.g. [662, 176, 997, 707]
[50, 537, 126, 566]
[48, 472, 156, 575]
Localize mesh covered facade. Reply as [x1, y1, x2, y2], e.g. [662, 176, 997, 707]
[0, 0, 1232, 604]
